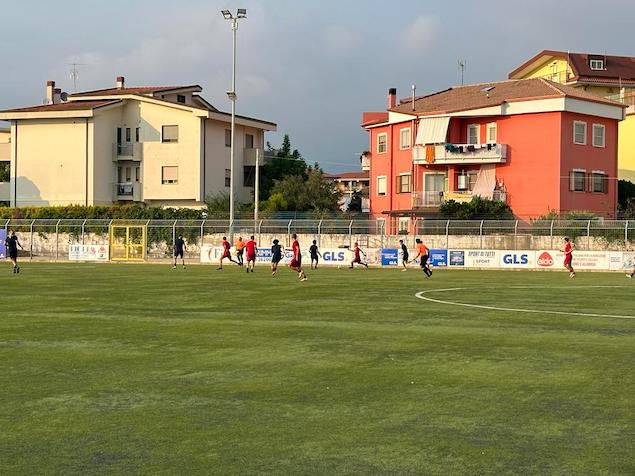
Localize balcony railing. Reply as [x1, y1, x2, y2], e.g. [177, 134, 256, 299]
[412, 191, 443, 208]
[361, 197, 370, 213]
[114, 182, 142, 201]
[414, 143, 507, 165]
[360, 153, 370, 171]
[605, 92, 635, 107]
[113, 143, 143, 161]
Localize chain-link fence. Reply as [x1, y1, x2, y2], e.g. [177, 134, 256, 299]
[2, 218, 633, 262]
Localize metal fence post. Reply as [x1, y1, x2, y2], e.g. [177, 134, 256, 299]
[626, 220, 629, 244]
[514, 220, 518, 251]
[200, 219, 205, 248]
[550, 220, 554, 249]
[257, 220, 262, 245]
[55, 219, 61, 261]
[81, 218, 87, 245]
[317, 219, 323, 246]
[445, 220, 450, 249]
[479, 219, 484, 249]
[172, 220, 177, 260]
[349, 220, 354, 247]
[587, 220, 591, 250]
[30, 219, 35, 261]
[287, 219, 293, 246]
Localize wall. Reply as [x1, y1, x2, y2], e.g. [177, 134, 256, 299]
[559, 111, 618, 217]
[12, 119, 89, 206]
[618, 112, 635, 182]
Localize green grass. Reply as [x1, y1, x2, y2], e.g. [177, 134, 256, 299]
[0, 263, 633, 475]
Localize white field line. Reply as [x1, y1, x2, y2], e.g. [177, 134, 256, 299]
[415, 286, 635, 320]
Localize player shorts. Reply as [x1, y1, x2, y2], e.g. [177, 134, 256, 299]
[311, 254, 319, 261]
[402, 253, 409, 262]
[174, 250, 184, 258]
[272, 256, 281, 264]
[353, 256, 362, 263]
[9, 251, 18, 260]
[222, 250, 231, 259]
[420, 255, 429, 267]
[289, 258, 300, 268]
[564, 254, 572, 266]
[246, 253, 256, 262]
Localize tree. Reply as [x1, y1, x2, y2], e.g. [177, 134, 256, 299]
[438, 196, 514, 220]
[618, 179, 635, 210]
[348, 190, 363, 212]
[204, 192, 230, 216]
[268, 167, 341, 212]
[259, 134, 307, 200]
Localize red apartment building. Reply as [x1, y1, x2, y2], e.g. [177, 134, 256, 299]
[361, 78, 624, 232]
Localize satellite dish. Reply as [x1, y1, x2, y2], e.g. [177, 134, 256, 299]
[60, 92, 69, 102]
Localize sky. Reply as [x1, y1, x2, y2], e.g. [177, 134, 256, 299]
[1, 0, 634, 172]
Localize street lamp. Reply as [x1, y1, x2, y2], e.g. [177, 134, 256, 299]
[221, 8, 246, 240]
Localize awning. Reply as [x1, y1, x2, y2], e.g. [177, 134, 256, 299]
[471, 164, 496, 199]
[414, 117, 450, 145]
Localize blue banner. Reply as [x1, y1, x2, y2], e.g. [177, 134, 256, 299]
[429, 249, 448, 267]
[381, 248, 399, 266]
[0, 229, 5, 259]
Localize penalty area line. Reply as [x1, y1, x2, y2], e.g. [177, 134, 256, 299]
[414, 287, 635, 320]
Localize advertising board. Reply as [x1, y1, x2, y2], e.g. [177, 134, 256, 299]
[499, 250, 535, 268]
[464, 249, 500, 268]
[68, 244, 109, 261]
[429, 249, 448, 267]
[535, 250, 609, 270]
[0, 229, 5, 259]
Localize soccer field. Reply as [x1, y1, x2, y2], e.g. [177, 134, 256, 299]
[1, 263, 633, 475]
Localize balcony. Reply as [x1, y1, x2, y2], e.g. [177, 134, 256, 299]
[114, 182, 142, 202]
[412, 191, 443, 208]
[113, 142, 143, 162]
[243, 148, 265, 166]
[605, 92, 635, 113]
[361, 197, 370, 213]
[414, 143, 507, 165]
[0, 181, 9, 202]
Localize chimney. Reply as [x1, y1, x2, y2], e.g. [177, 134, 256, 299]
[116, 76, 125, 89]
[387, 88, 397, 109]
[53, 88, 62, 105]
[46, 80, 55, 104]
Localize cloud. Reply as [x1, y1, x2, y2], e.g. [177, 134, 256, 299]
[321, 25, 363, 56]
[399, 16, 441, 54]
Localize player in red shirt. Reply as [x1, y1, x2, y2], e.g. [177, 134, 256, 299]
[288, 233, 307, 281]
[217, 236, 239, 270]
[245, 235, 257, 273]
[561, 237, 575, 278]
[349, 242, 368, 269]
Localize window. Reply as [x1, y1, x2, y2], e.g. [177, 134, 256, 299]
[225, 129, 232, 147]
[569, 170, 586, 192]
[573, 121, 586, 145]
[397, 173, 411, 193]
[377, 133, 387, 154]
[399, 128, 411, 150]
[590, 59, 604, 70]
[486, 123, 497, 143]
[467, 124, 480, 145]
[177, 94, 186, 104]
[135, 127, 140, 142]
[135, 166, 140, 182]
[376, 218, 386, 235]
[118, 166, 123, 182]
[225, 169, 231, 187]
[162, 125, 179, 143]
[116, 127, 122, 144]
[550, 62, 559, 81]
[125, 127, 131, 142]
[243, 166, 255, 187]
[125, 166, 131, 182]
[162, 166, 178, 184]
[592, 124, 605, 147]
[245, 133, 254, 149]
[398, 218, 409, 233]
[377, 176, 387, 196]
[591, 171, 609, 193]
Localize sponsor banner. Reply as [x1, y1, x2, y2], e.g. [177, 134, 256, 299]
[500, 250, 536, 268]
[448, 250, 465, 267]
[465, 249, 500, 268]
[535, 250, 610, 270]
[429, 249, 448, 267]
[0, 229, 5, 259]
[609, 252, 623, 271]
[622, 252, 635, 271]
[68, 244, 109, 261]
[381, 248, 399, 266]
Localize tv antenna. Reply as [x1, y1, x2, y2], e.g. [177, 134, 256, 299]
[69, 63, 86, 91]
[458, 59, 466, 86]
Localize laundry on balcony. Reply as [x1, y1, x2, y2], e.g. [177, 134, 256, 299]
[425, 144, 436, 163]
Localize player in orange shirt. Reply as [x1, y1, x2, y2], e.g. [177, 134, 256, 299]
[413, 238, 432, 278]
[235, 236, 246, 266]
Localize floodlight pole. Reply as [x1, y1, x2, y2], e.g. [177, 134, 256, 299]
[222, 9, 245, 241]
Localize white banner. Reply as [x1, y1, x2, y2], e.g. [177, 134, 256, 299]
[464, 249, 501, 268]
[499, 250, 536, 268]
[68, 244, 109, 261]
[535, 250, 610, 270]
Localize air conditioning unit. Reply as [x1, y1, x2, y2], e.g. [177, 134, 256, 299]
[458, 175, 468, 190]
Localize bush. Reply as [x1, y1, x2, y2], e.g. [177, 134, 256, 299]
[438, 196, 514, 220]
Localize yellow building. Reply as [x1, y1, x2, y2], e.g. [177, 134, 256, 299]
[0, 77, 276, 207]
[509, 50, 635, 182]
[0, 125, 10, 201]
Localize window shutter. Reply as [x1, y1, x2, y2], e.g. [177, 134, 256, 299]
[162, 166, 178, 182]
[569, 172, 575, 191]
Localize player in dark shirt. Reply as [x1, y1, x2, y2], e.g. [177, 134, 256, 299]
[5, 231, 24, 274]
[173, 234, 187, 269]
[309, 240, 321, 269]
[399, 239, 409, 271]
[271, 239, 283, 276]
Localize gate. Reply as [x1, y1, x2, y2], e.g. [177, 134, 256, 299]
[109, 225, 146, 261]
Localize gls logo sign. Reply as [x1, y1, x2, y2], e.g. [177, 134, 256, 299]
[323, 251, 345, 262]
[503, 253, 528, 265]
[537, 252, 554, 267]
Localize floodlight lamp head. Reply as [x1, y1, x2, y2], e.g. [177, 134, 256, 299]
[226, 91, 237, 100]
[237, 8, 247, 18]
[221, 10, 233, 19]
